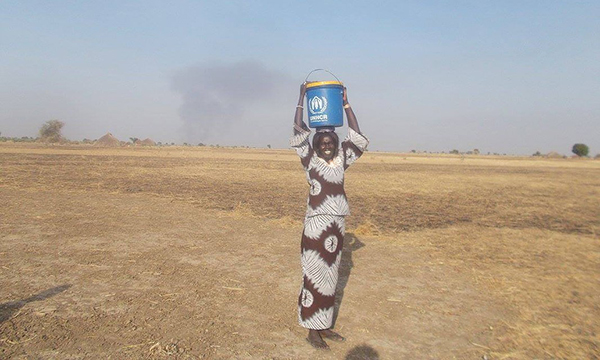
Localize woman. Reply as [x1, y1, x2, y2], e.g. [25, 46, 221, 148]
[290, 82, 369, 349]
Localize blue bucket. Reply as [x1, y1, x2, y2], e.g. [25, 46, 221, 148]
[306, 80, 344, 128]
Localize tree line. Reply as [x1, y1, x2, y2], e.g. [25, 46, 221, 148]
[1, 120, 597, 158]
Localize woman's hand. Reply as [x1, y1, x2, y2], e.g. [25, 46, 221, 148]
[343, 86, 348, 105]
[299, 82, 307, 99]
[295, 82, 308, 131]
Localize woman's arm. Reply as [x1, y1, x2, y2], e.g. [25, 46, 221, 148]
[343, 87, 361, 134]
[340, 86, 369, 169]
[290, 82, 313, 168]
[294, 82, 309, 134]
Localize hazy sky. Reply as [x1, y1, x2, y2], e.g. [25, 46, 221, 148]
[1, 1, 598, 155]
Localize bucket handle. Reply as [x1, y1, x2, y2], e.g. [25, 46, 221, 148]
[304, 69, 343, 84]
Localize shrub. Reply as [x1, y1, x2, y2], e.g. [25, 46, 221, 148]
[39, 120, 65, 143]
[572, 143, 589, 157]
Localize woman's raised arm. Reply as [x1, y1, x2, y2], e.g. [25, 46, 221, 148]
[343, 87, 361, 134]
[294, 82, 309, 134]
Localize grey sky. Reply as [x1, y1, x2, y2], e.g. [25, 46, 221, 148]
[1, 1, 598, 155]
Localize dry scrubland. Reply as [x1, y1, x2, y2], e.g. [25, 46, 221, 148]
[1, 143, 599, 359]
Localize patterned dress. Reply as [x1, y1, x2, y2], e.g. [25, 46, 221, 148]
[290, 125, 369, 330]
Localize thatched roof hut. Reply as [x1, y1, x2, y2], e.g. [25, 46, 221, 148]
[139, 138, 156, 146]
[546, 151, 563, 159]
[95, 133, 120, 147]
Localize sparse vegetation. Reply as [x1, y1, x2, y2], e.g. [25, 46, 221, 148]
[0, 136, 37, 143]
[39, 119, 65, 143]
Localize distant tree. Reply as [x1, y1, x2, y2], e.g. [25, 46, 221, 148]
[198, 143, 205, 146]
[473, 149, 480, 155]
[450, 149, 460, 155]
[572, 143, 589, 157]
[267, 144, 271, 149]
[129, 137, 139, 144]
[532, 151, 542, 157]
[39, 120, 65, 143]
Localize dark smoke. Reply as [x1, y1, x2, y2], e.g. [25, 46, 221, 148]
[171, 60, 292, 143]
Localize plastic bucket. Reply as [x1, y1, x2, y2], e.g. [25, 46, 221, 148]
[305, 79, 344, 128]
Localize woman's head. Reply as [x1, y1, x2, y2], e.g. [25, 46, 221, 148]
[313, 131, 339, 162]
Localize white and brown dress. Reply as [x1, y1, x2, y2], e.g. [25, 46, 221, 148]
[290, 125, 369, 330]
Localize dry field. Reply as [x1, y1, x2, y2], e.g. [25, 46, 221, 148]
[1, 143, 599, 359]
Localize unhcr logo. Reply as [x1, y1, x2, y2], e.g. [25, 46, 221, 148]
[308, 95, 328, 115]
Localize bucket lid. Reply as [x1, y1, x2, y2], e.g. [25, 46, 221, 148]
[306, 80, 343, 88]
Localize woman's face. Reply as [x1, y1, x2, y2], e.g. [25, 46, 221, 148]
[317, 135, 336, 162]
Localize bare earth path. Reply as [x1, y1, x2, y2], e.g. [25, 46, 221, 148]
[1, 144, 599, 359]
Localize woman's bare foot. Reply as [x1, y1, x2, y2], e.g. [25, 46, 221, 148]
[319, 329, 346, 342]
[306, 329, 329, 350]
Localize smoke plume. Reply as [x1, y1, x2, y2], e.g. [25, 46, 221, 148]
[171, 60, 293, 144]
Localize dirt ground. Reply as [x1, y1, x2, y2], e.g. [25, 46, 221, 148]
[1, 143, 599, 359]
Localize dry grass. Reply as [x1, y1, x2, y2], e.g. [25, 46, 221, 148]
[2, 143, 597, 236]
[1, 142, 599, 359]
[386, 225, 600, 359]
